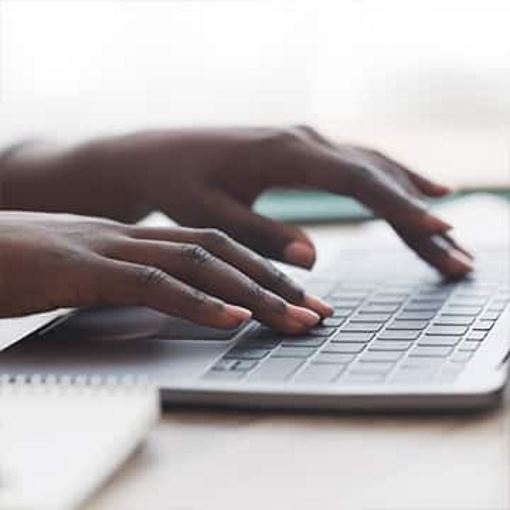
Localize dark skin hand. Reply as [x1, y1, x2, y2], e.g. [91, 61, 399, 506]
[0, 126, 473, 329]
[0, 212, 330, 331]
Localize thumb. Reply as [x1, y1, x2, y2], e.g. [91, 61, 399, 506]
[199, 193, 316, 268]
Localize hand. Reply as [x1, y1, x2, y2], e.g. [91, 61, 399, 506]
[0, 212, 332, 331]
[2, 127, 473, 278]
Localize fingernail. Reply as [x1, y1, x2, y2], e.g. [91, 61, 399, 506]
[449, 248, 474, 270]
[438, 184, 453, 194]
[224, 304, 253, 322]
[441, 234, 475, 260]
[304, 294, 334, 317]
[283, 241, 316, 268]
[286, 304, 321, 327]
[427, 215, 453, 232]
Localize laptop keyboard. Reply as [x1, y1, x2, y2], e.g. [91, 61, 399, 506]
[202, 253, 510, 386]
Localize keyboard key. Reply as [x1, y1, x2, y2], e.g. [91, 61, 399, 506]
[403, 303, 442, 312]
[321, 317, 345, 327]
[369, 341, 412, 351]
[232, 360, 259, 371]
[410, 346, 452, 357]
[473, 320, 495, 331]
[281, 336, 327, 348]
[237, 338, 280, 349]
[448, 297, 487, 306]
[314, 352, 356, 364]
[249, 326, 280, 341]
[418, 335, 461, 347]
[340, 322, 383, 333]
[387, 320, 429, 330]
[416, 289, 452, 299]
[271, 346, 316, 358]
[466, 330, 488, 342]
[455, 292, 491, 299]
[433, 315, 474, 326]
[426, 325, 468, 336]
[359, 304, 400, 314]
[480, 311, 500, 321]
[225, 348, 271, 360]
[329, 299, 361, 308]
[308, 326, 338, 337]
[329, 291, 368, 300]
[373, 292, 409, 299]
[332, 332, 375, 343]
[377, 330, 421, 341]
[332, 308, 355, 318]
[360, 350, 403, 362]
[395, 311, 436, 321]
[321, 343, 365, 354]
[211, 359, 237, 371]
[351, 313, 392, 323]
[409, 297, 445, 305]
[443, 306, 482, 316]
[368, 296, 406, 305]
[249, 358, 304, 382]
[293, 363, 344, 383]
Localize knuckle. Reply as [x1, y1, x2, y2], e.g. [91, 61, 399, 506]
[133, 265, 167, 290]
[201, 228, 230, 249]
[181, 288, 209, 311]
[181, 244, 211, 266]
[262, 127, 300, 148]
[370, 149, 385, 159]
[270, 268, 304, 300]
[247, 282, 267, 302]
[293, 124, 317, 138]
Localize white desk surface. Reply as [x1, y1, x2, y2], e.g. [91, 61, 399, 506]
[86, 197, 510, 510]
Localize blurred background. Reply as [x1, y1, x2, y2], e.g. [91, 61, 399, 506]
[0, 0, 509, 194]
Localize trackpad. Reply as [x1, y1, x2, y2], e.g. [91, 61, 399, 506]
[49, 307, 243, 341]
[0, 307, 242, 382]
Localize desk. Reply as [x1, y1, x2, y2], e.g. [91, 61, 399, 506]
[85, 201, 510, 510]
[86, 392, 509, 510]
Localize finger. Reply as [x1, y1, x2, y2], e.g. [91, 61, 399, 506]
[405, 169, 452, 197]
[250, 142, 453, 236]
[348, 170, 452, 235]
[183, 190, 318, 269]
[442, 232, 475, 260]
[397, 232, 474, 279]
[74, 257, 253, 330]
[109, 240, 322, 334]
[368, 150, 451, 198]
[128, 226, 332, 316]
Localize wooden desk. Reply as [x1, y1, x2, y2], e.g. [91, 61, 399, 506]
[87, 391, 509, 510]
[86, 207, 510, 510]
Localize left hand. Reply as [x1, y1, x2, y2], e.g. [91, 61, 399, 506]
[2, 126, 473, 278]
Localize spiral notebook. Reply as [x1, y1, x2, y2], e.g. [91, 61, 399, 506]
[0, 375, 159, 510]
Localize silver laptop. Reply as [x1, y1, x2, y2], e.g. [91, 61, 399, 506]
[1, 198, 509, 412]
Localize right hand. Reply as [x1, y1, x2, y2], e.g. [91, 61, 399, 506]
[0, 212, 332, 332]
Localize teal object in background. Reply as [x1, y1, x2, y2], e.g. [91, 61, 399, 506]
[255, 189, 510, 224]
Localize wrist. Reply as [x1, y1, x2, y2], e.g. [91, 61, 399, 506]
[0, 140, 70, 210]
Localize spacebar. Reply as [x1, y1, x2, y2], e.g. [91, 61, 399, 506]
[248, 358, 304, 383]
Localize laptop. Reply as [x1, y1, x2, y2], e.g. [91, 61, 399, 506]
[0, 195, 509, 411]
